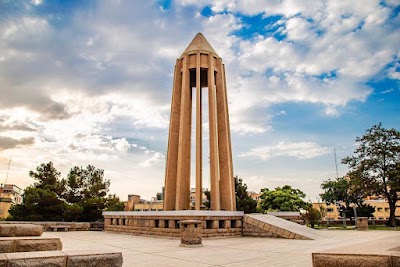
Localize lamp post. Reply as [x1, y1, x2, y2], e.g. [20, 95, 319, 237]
[339, 205, 347, 227]
[353, 206, 357, 227]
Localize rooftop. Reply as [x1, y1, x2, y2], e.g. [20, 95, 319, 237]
[182, 33, 218, 56]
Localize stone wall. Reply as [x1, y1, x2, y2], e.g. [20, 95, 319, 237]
[0, 221, 90, 231]
[103, 211, 244, 238]
[243, 214, 321, 240]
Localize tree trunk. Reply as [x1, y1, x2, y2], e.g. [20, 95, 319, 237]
[388, 200, 397, 227]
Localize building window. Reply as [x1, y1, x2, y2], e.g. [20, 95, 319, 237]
[326, 208, 334, 212]
[385, 208, 389, 212]
[377, 208, 383, 211]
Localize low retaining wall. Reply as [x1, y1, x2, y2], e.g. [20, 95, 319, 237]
[0, 224, 43, 237]
[312, 239, 400, 267]
[103, 211, 244, 238]
[0, 237, 62, 253]
[0, 222, 90, 231]
[0, 250, 123, 267]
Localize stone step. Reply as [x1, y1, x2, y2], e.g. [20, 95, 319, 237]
[0, 237, 62, 253]
[243, 214, 324, 240]
[0, 250, 123, 267]
[0, 224, 43, 237]
[312, 238, 400, 267]
[0, 221, 91, 232]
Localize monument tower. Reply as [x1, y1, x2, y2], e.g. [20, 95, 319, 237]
[164, 33, 236, 211]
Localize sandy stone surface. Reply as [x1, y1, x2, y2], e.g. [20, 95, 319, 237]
[5, 251, 66, 267]
[0, 237, 62, 253]
[0, 224, 43, 237]
[44, 227, 400, 266]
[244, 214, 325, 240]
[65, 251, 122, 267]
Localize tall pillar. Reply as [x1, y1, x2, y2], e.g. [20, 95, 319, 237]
[175, 56, 191, 210]
[163, 33, 235, 211]
[195, 52, 202, 210]
[216, 59, 236, 211]
[208, 54, 221, 211]
[164, 61, 182, 211]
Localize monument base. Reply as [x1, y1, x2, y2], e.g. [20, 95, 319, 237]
[102, 211, 244, 238]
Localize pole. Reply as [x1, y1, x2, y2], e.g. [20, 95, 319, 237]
[334, 148, 339, 179]
[5, 157, 11, 184]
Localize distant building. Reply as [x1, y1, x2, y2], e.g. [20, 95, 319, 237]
[312, 202, 341, 221]
[189, 188, 208, 209]
[125, 188, 165, 211]
[248, 191, 261, 202]
[125, 187, 210, 211]
[0, 184, 22, 219]
[313, 200, 400, 221]
[124, 194, 141, 211]
[133, 202, 163, 212]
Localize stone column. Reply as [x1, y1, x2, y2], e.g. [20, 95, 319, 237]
[216, 59, 236, 211]
[208, 54, 221, 211]
[175, 56, 192, 210]
[164, 60, 183, 211]
[195, 52, 202, 210]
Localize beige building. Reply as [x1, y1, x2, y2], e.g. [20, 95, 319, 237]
[313, 200, 400, 221]
[312, 202, 341, 220]
[189, 188, 208, 209]
[0, 184, 22, 219]
[124, 194, 141, 211]
[248, 191, 261, 202]
[133, 202, 163, 212]
[124, 190, 165, 212]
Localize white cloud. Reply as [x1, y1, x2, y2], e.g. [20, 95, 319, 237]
[139, 152, 165, 168]
[30, 0, 43, 6]
[387, 62, 400, 80]
[239, 141, 330, 160]
[0, 0, 398, 201]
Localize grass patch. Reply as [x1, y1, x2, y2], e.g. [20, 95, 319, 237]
[368, 225, 400, 231]
[313, 225, 400, 231]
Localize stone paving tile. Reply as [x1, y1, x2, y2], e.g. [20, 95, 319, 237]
[157, 246, 264, 266]
[44, 229, 400, 267]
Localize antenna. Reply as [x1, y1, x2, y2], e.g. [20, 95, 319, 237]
[334, 148, 339, 179]
[5, 157, 11, 184]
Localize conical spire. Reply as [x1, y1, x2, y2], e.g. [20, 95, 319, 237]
[182, 33, 218, 56]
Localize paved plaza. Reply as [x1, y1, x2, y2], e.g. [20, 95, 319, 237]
[46, 229, 400, 266]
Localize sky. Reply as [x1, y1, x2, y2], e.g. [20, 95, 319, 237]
[0, 0, 399, 202]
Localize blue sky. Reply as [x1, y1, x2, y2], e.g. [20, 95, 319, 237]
[0, 0, 399, 201]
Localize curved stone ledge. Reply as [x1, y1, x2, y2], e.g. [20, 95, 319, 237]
[0, 224, 43, 237]
[0, 250, 123, 267]
[0, 222, 90, 232]
[0, 237, 62, 253]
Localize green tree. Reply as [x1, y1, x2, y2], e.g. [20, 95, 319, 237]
[356, 204, 375, 218]
[29, 162, 66, 196]
[235, 176, 257, 213]
[347, 203, 375, 218]
[342, 124, 400, 227]
[9, 162, 67, 221]
[105, 194, 125, 211]
[9, 162, 124, 222]
[301, 206, 324, 228]
[320, 176, 365, 219]
[65, 165, 111, 222]
[258, 185, 309, 213]
[203, 188, 210, 209]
